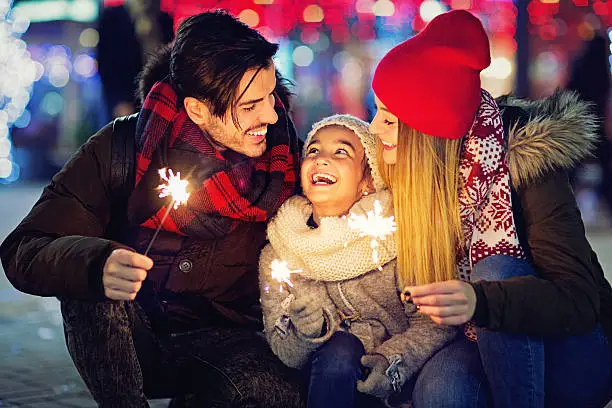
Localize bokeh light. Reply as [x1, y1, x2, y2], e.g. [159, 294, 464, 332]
[0, 0, 38, 182]
[238, 9, 259, 27]
[41, 92, 65, 117]
[482, 57, 513, 79]
[74, 54, 97, 78]
[303, 4, 324, 23]
[373, 0, 395, 17]
[79, 28, 99, 48]
[420, 0, 445, 22]
[293, 45, 314, 67]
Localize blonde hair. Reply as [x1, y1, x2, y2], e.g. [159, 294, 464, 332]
[379, 122, 463, 286]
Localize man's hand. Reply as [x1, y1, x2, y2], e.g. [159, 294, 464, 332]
[287, 293, 325, 338]
[404, 280, 476, 325]
[103, 249, 153, 301]
[357, 354, 393, 399]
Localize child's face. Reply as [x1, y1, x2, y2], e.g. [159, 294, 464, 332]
[301, 125, 370, 218]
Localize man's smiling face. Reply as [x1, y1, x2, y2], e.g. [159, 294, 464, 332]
[198, 63, 279, 158]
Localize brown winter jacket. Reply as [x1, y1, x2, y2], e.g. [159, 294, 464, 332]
[0, 117, 275, 331]
[470, 91, 612, 342]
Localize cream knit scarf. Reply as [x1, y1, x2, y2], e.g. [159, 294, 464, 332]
[266, 190, 396, 282]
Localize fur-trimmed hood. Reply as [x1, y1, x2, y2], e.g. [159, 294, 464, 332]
[497, 90, 599, 189]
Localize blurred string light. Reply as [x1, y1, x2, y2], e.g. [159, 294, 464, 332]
[311, 32, 330, 52]
[238, 9, 259, 27]
[40, 92, 64, 117]
[73, 54, 97, 78]
[45, 45, 72, 88]
[293, 45, 314, 67]
[79, 28, 99, 48]
[482, 57, 513, 79]
[303, 4, 324, 23]
[355, 0, 376, 14]
[12, 0, 97, 23]
[420, 0, 446, 22]
[0, 0, 40, 182]
[373, 0, 395, 17]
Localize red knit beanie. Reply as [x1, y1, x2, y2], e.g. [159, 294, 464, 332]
[372, 10, 491, 140]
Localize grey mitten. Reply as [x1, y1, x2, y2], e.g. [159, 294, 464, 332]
[356, 354, 393, 399]
[288, 292, 325, 338]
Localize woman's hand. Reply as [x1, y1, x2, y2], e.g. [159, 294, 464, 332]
[403, 280, 476, 325]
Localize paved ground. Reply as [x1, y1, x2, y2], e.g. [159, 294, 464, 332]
[0, 183, 611, 407]
[0, 185, 169, 407]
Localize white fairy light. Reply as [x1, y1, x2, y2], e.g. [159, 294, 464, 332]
[348, 199, 396, 264]
[0, 0, 37, 182]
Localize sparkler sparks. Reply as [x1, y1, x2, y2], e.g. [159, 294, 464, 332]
[348, 200, 396, 264]
[143, 168, 190, 256]
[157, 168, 190, 209]
[268, 259, 302, 293]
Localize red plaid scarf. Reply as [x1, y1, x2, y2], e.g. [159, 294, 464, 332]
[126, 80, 299, 239]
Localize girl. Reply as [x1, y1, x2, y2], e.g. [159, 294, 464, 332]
[259, 114, 456, 408]
[369, 9, 612, 408]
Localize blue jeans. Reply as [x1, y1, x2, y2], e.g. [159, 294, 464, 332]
[410, 335, 492, 408]
[545, 325, 612, 408]
[411, 255, 612, 408]
[473, 255, 545, 408]
[306, 331, 384, 408]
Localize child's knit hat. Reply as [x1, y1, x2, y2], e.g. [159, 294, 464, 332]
[303, 114, 386, 192]
[372, 10, 490, 140]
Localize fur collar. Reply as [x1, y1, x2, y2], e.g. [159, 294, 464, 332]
[498, 90, 599, 188]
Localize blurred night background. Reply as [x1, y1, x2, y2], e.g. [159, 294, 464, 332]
[1, 0, 612, 406]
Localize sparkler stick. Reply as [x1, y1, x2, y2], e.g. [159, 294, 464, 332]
[347, 199, 396, 267]
[143, 168, 190, 256]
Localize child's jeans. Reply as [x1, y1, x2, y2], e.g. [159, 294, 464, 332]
[306, 331, 384, 408]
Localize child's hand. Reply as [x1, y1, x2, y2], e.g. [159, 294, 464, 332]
[357, 354, 393, 398]
[288, 293, 325, 338]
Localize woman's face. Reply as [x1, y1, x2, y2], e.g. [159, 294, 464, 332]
[369, 96, 399, 165]
[301, 126, 369, 218]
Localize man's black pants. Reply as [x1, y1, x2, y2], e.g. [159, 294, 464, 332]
[60, 299, 304, 408]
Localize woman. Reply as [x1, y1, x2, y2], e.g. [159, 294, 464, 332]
[369, 9, 612, 408]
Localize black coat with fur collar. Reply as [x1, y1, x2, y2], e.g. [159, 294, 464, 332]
[470, 90, 612, 341]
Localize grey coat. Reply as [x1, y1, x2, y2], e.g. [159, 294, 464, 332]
[259, 242, 457, 386]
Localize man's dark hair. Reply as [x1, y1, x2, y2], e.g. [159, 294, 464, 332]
[170, 10, 278, 123]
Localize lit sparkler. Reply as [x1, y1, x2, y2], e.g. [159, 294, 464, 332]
[143, 168, 190, 256]
[348, 200, 396, 265]
[266, 259, 302, 294]
[157, 168, 190, 209]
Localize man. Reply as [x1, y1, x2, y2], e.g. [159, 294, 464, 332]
[1, 11, 302, 408]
